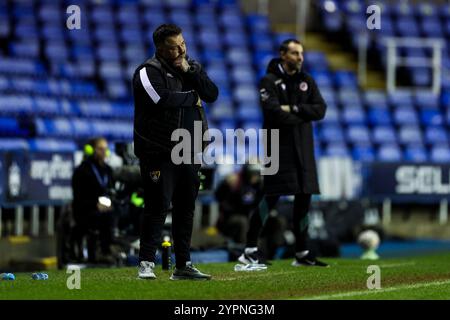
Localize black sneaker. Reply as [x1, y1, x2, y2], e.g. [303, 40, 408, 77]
[292, 251, 329, 267]
[170, 262, 211, 280]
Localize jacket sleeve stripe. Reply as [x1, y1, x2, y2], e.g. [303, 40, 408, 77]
[139, 67, 161, 104]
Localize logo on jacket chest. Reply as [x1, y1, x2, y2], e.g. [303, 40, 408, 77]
[150, 171, 161, 183]
[299, 82, 308, 92]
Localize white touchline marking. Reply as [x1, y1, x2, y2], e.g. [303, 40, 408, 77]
[378, 262, 416, 268]
[302, 279, 450, 300]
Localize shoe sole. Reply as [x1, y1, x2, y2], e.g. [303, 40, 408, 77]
[170, 275, 211, 281]
[138, 275, 157, 280]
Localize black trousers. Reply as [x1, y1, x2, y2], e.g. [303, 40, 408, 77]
[139, 158, 200, 268]
[246, 193, 312, 253]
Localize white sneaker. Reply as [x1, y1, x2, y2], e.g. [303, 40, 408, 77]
[138, 261, 156, 279]
[238, 248, 260, 265]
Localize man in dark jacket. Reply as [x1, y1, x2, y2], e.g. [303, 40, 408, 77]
[132, 24, 218, 280]
[238, 39, 328, 267]
[72, 137, 114, 263]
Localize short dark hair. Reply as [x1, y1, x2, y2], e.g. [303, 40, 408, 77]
[279, 39, 302, 54]
[153, 24, 182, 48]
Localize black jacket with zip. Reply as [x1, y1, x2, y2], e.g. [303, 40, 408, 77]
[132, 55, 218, 160]
[260, 58, 327, 195]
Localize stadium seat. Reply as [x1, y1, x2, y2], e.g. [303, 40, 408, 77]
[377, 144, 402, 162]
[368, 108, 392, 125]
[430, 145, 450, 163]
[393, 107, 419, 125]
[372, 126, 397, 144]
[404, 145, 428, 162]
[341, 107, 366, 125]
[0, 138, 29, 151]
[352, 144, 375, 162]
[425, 127, 448, 145]
[398, 126, 423, 145]
[346, 125, 371, 144]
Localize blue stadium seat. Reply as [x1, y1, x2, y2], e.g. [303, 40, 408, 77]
[231, 68, 255, 85]
[347, 125, 371, 144]
[0, 75, 9, 91]
[224, 30, 247, 47]
[363, 90, 388, 109]
[71, 119, 93, 138]
[341, 107, 366, 124]
[377, 144, 402, 162]
[322, 11, 342, 32]
[320, 125, 345, 143]
[388, 90, 413, 107]
[111, 102, 134, 119]
[0, 58, 45, 75]
[0, 117, 28, 137]
[236, 104, 261, 122]
[201, 50, 225, 65]
[334, 70, 358, 88]
[321, 106, 339, 124]
[233, 85, 259, 104]
[420, 18, 443, 37]
[227, 48, 252, 65]
[411, 67, 431, 87]
[404, 145, 428, 162]
[338, 90, 362, 107]
[246, 14, 270, 33]
[393, 107, 418, 125]
[97, 45, 121, 61]
[9, 40, 40, 58]
[0, 95, 34, 116]
[430, 145, 450, 163]
[0, 138, 29, 151]
[78, 100, 114, 118]
[310, 70, 333, 88]
[372, 126, 397, 144]
[415, 91, 439, 109]
[368, 108, 391, 125]
[420, 109, 443, 126]
[352, 144, 375, 162]
[395, 17, 420, 37]
[210, 101, 235, 122]
[34, 97, 60, 116]
[99, 62, 123, 80]
[398, 126, 423, 145]
[325, 143, 349, 157]
[425, 127, 448, 145]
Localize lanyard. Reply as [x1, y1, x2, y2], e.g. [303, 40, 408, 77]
[90, 163, 109, 188]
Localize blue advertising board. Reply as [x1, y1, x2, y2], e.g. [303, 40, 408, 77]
[0, 151, 74, 204]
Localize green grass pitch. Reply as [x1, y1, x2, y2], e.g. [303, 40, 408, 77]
[1, 253, 450, 300]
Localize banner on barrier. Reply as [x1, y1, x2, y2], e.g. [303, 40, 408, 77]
[363, 162, 450, 201]
[0, 152, 74, 203]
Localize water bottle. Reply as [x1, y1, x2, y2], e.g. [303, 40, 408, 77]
[0, 273, 15, 280]
[32, 272, 48, 280]
[161, 240, 172, 270]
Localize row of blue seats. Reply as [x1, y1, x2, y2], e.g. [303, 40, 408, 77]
[0, 97, 133, 118]
[323, 107, 450, 126]
[0, 138, 79, 153]
[316, 124, 450, 146]
[318, 142, 450, 163]
[324, 0, 450, 18]
[34, 117, 133, 140]
[1, 137, 449, 163]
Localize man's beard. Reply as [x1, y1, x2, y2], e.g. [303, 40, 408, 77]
[287, 61, 302, 73]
